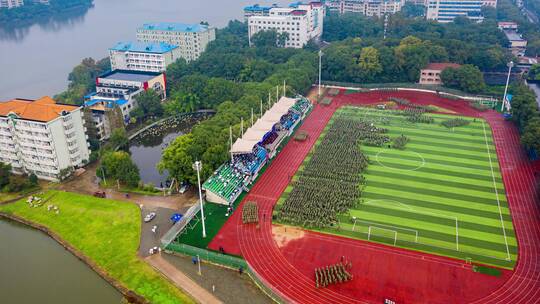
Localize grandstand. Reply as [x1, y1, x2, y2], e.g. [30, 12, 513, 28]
[203, 95, 312, 205]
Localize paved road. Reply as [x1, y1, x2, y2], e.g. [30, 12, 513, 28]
[139, 206, 191, 257]
[146, 254, 223, 304]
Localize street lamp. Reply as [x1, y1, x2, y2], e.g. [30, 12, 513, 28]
[318, 50, 324, 98]
[501, 61, 514, 112]
[193, 161, 206, 238]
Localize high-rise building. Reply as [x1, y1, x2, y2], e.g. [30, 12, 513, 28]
[109, 41, 181, 73]
[0, 97, 90, 181]
[0, 0, 23, 9]
[247, 1, 325, 48]
[136, 22, 216, 62]
[426, 0, 483, 23]
[325, 0, 405, 17]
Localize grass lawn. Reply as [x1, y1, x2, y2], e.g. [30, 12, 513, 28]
[276, 106, 517, 269]
[0, 190, 194, 304]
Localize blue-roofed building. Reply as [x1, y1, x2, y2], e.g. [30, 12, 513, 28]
[136, 22, 216, 62]
[243, 4, 277, 19]
[109, 41, 181, 73]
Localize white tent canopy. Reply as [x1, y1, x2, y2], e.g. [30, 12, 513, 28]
[231, 138, 259, 154]
[243, 128, 267, 141]
[251, 119, 275, 132]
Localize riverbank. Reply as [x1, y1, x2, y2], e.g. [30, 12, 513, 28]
[0, 190, 194, 304]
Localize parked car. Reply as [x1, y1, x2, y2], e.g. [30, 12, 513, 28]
[144, 212, 156, 223]
[179, 184, 188, 194]
[93, 191, 106, 198]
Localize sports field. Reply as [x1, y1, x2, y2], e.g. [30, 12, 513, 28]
[277, 106, 517, 269]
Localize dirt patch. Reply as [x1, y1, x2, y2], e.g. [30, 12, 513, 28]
[272, 224, 305, 248]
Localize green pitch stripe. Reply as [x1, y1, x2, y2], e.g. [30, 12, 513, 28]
[365, 170, 504, 196]
[364, 149, 495, 172]
[365, 180, 501, 206]
[363, 187, 511, 218]
[366, 153, 500, 181]
[366, 165, 503, 191]
[361, 191, 512, 222]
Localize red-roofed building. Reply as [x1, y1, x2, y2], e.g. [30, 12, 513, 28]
[419, 63, 461, 85]
[0, 96, 90, 181]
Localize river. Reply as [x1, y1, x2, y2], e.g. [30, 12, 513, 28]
[0, 0, 289, 100]
[0, 218, 122, 304]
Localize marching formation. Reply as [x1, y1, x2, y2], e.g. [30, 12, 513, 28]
[314, 260, 353, 288]
[277, 115, 371, 228]
[242, 201, 259, 224]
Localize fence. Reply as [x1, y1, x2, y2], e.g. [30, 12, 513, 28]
[165, 242, 288, 304]
[160, 203, 201, 248]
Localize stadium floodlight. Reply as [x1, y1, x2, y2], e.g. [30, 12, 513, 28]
[318, 50, 324, 97]
[193, 161, 206, 238]
[501, 61, 514, 112]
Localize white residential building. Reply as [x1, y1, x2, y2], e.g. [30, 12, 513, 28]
[247, 2, 325, 48]
[109, 41, 181, 73]
[0, 0, 23, 8]
[0, 97, 90, 181]
[325, 0, 405, 17]
[426, 0, 484, 23]
[136, 22, 216, 62]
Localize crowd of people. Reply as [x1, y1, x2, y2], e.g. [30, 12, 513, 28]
[242, 201, 259, 224]
[315, 260, 353, 288]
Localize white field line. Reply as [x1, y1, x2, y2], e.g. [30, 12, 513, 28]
[482, 121, 512, 261]
[354, 219, 418, 243]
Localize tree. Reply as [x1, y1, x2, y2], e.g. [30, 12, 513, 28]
[528, 64, 540, 80]
[28, 173, 38, 186]
[441, 65, 485, 93]
[109, 128, 129, 149]
[358, 47, 383, 80]
[158, 134, 197, 185]
[0, 162, 11, 189]
[521, 117, 540, 152]
[99, 151, 140, 187]
[252, 30, 279, 48]
[135, 89, 164, 118]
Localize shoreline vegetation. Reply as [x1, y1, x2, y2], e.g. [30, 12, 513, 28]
[0, 190, 195, 304]
[0, 0, 94, 28]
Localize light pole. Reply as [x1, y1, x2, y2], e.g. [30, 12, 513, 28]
[197, 254, 201, 275]
[501, 61, 514, 112]
[318, 50, 323, 98]
[193, 161, 206, 238]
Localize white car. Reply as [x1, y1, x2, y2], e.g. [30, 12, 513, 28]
[148, 246, 159, 255]
[144, 212, 156, 223]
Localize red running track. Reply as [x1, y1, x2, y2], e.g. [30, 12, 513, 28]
[209, 89, 540, 304]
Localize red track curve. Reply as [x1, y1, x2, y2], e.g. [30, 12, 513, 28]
[209, 90, 540, 304]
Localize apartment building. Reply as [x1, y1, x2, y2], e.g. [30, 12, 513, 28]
[136, 22, 216, 62]
[426, 0, 484, 22]
[0, 0, 23, 8]
[109, 41, 180, 73]
[0, 97, 90, 181]
[325, 0, 405, 17]
[84, 70, 166, 139]
[247, 1, 324, 48]
[244, 4, 278, 19]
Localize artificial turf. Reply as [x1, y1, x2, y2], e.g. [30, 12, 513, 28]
[276, 106, 517, 269]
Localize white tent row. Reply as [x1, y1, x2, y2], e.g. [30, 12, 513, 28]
[230, 96, 298, 154]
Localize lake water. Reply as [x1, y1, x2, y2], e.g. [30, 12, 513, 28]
[129, 113, 211, 186]
[0, 0, 289, 101]
[0, 218, 122, 304]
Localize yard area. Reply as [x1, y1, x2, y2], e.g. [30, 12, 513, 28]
[0, 190, 194, 304]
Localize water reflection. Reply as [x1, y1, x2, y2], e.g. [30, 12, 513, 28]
[0, 4, 93, 42]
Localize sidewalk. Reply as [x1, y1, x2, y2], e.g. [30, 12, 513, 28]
[146, 254, 223, 304]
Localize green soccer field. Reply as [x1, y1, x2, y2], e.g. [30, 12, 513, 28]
[277, 106, 518, 269]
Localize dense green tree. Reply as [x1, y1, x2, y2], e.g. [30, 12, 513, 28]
[528, 64, 540, 80]
[135, 89, 164, 118]
[521, 117, 540, 152]
[99, 151, 140, 187]
[108, 128, 129, 149]
[158, 134, 197, 185]
[401, 3, 426, 17]
[441, 65, 486, 93]
[0, 162, 11, 189]
[55, 57, 110, 105]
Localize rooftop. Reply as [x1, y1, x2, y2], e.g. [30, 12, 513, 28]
[244, 4, 274, 11]
[99, 70, 162, 83]
[504, 30, 526, 42]
[0, 96, 78, 122]
[424, 62, 461, 71]
[138, 22, 210, 33]
[84, 98, 129, 109]
[110, 41, 178, 54]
